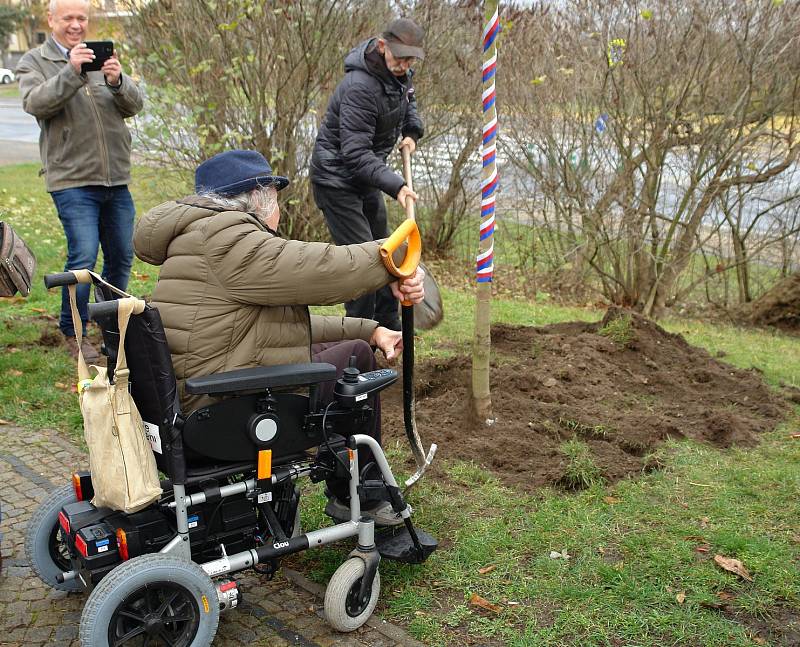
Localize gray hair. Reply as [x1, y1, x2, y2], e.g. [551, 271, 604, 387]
[199, 185, 278, 218]
[49, 0, 91, 13]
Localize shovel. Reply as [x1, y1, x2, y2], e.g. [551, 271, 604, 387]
[379, 147, 438, 489]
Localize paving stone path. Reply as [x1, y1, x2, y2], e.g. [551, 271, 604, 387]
[0, 425, 425, 647]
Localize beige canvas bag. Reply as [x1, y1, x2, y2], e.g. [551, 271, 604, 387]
[68, 277, 162, 513]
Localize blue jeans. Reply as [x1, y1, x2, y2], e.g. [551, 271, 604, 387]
[50, 186, 135, 337]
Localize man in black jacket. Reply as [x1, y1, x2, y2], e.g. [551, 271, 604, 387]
[311, 18, 425, 331]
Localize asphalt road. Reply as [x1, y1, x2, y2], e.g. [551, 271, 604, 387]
[0, 93, 41, 166]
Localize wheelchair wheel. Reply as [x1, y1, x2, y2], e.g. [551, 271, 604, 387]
[25, 484, 81, 592]
[324, 557, 380, 632]
[80, 554, 220, 647]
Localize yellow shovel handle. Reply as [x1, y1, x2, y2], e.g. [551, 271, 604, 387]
[380, 219, 421, 280]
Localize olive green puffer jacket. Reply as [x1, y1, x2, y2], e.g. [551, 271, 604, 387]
[133, 195, 396, 411]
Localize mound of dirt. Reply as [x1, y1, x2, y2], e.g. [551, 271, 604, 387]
[749, 272, 800, 332]
[382, 308, 788, 491]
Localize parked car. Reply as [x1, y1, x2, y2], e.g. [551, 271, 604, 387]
[0, 68, 15, 84]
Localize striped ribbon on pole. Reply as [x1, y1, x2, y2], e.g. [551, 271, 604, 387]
[477, 8, 499, 283]
[471, 1, 499, 424]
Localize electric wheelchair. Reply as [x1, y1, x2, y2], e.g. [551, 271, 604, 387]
[26, 271, 437, 646]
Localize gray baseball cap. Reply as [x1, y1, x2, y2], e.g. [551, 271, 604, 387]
[383, 18, 425, 61]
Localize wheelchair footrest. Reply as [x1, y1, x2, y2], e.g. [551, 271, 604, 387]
[375, 525, 438, 564]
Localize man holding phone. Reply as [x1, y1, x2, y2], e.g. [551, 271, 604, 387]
[16, 0, 143, 362]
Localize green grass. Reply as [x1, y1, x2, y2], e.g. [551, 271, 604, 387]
[598, 312, 635, 346]
[0, 82, 20, 99]
[2, 162, 799, 645]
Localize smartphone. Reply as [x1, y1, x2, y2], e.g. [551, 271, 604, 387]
[80, 41, 114, 74]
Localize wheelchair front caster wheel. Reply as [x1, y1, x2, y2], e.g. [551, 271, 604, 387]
[324, 557, 380, 632]
[79, 554, 220, 647]
[25, 484, 81, 592]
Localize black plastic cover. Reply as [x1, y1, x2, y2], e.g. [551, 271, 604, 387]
[183, 393, 319, 463]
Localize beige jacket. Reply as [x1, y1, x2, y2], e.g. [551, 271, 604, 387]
[16, 36, 143, 192]
[134, 196, 395, 411]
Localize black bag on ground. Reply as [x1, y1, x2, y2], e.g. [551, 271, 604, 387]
[0, 221, 37, 297]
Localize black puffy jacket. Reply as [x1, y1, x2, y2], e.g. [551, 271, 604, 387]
[311, 38, 424, 198]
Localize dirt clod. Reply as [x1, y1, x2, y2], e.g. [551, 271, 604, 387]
[383, 308, 788, 490]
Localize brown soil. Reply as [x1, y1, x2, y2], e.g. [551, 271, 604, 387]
[749, 272, 800, 332]
[382, 308, 788, 490]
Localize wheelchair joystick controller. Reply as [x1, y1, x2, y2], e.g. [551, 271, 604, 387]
[342, 355, 360, 384]
[334, 356, 398, 408]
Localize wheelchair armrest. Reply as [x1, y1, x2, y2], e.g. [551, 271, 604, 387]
[185, 362, 337, 396]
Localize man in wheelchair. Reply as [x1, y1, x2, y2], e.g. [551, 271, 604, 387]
[30, 150, 436, 645]
[134, 149, 425, 526]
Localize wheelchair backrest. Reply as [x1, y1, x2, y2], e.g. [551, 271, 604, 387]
[94, 284, 182, 479]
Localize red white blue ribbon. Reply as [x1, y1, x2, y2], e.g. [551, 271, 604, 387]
[477, 8, 499, 283]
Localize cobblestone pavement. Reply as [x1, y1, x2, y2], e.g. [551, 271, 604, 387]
[0, 425, 425, 647]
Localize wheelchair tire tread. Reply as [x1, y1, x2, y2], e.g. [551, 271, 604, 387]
[79, 553, 220, 647]
[25, 483, 82, 592]
[323, 557, 380, 632]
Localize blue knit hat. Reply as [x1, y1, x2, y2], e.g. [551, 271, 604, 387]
[195, 150, 289, 196]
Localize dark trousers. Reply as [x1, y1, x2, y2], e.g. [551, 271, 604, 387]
[312, 338, 384, 504]
[50, 186, 136, 337]
[312, 182, 400, 331]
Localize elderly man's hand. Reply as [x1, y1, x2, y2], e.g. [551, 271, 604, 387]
[68, 44, 95, 75]
[370, 326, 403, 362]
[102, 52, 122, 87]
[396, 185, 418, 210]
[390, 265, 425, 304]
[399, 136, 416, 155]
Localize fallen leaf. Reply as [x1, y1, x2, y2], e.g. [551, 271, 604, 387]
[7, 369, 23, 377]
[55, 382, 70, 390]
[676, 591, 686, 604]
[714, 555, 753, 582]
[478, 565, 496, 575]
[469, 593, 502, 614]
[790, 433, 800, 440]
[8, 347, 19, 353]
[700, 516, 710, 528]
[717, 591, 736, 601]
[695, 545, 710, 554]
[700, 600, 726, 611]
[0, 418, 11, 425]
[603, 496, 621, 505]
[507, 601, 521, 606]
[684, 535, 706, 542]
[31, 307, 47, 313]
[753, 637, 767, 645]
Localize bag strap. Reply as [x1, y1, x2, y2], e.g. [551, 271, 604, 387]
[67, 283, 90, 383]
[65, 269, 142, 387]
[114, 297, 141, 385]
